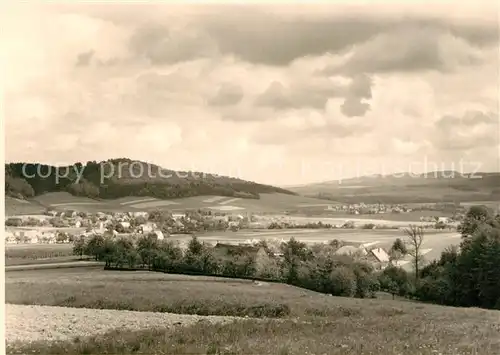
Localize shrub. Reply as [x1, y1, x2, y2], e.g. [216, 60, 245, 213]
[329, 266, 357, 297]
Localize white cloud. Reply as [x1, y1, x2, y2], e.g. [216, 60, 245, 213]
[4, 3, 499, 185]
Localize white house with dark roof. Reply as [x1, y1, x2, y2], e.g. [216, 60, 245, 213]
[152, 230, 164, 240]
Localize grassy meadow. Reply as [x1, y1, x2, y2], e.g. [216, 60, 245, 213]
[11, 192, 339, 214]
[6, 268, 500, 355]
[5, 244, 75, 266]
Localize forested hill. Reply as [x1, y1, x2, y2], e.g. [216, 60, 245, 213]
[5, 159, 296, 200]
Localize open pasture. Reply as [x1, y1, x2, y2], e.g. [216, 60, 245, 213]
[460, 201, 499, 210]
[314, 210, 455, 222]
[291, 180, 498, 204]
[5, 243, 74, 266]
[33, 192, 102, 206]
[6, 269, 500, 355]
[5, 268, 335, 318]
[260, 214, 434, 227]
[5, 197, 45, 216]
[129, 200, 180, 209]
[9, 192, 341, 215]
[10, 192, 476, 219]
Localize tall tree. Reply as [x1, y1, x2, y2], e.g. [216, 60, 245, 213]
[404, 225, 425, 283]
[458, 205, 493, 238]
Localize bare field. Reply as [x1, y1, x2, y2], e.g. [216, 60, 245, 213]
[6, 304, 243, 343]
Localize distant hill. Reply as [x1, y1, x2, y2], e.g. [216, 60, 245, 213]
[5, 159, 296, 201]
[288, 171, 500, 204]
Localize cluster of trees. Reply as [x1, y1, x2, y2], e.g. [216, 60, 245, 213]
[415, 206, 500, 309]
[5, 174, 35, 199]
[5, 160, 296, 200]
[73, 234, 381, 299]
[378, 205, 500, 310]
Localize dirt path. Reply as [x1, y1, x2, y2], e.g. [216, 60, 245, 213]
[5, 304, 246, 343]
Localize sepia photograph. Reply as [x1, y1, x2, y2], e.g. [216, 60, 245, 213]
[3, 1, 500, 354]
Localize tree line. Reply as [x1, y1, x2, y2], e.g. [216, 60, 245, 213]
[73, 234, 381, 299]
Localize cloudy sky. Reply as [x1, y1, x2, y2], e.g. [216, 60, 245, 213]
[3, 2, 499, 186]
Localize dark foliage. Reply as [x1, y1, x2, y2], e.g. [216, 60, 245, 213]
[5, 160, 296, 200]
[76, 234, 378, 299]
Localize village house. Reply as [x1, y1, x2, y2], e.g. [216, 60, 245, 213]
[175, 220, 185, 231]
[172, 213, 186, 220]
[138, 222, 157, 233]
[120, 221, 131, 229]
[365, 247, 390, 270]
[213, 215, 229, 223]
[128, 211, 149, 218]
[39, 231, 56, 244]
[22, 230, 39, 244]
[228, 221, 240, 231]
[5, 231, 16, 244]
[152, 230, 165, 240]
